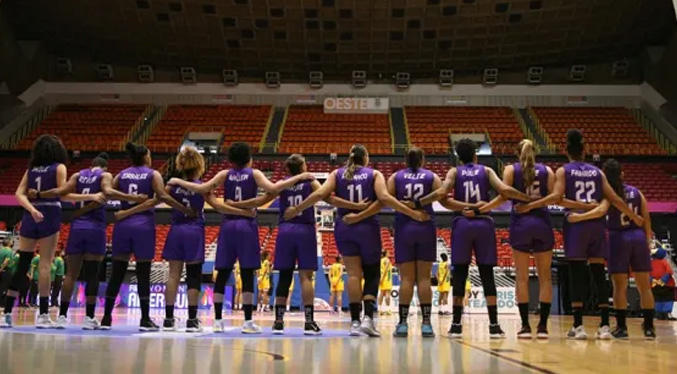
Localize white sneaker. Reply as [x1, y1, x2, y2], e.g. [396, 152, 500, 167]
[596, 325, 612, 340]
[567, 325, 588, 340]
[349, 321, 363, 336]
[360, 316, 381, 337]
[241, 320, 262, 334]
[0, 313, 12, 328]
[82, 317, 101, 330]
[213, 319, 226, 333]
[36, 314, 56, 329]
[55, 315, 68, 329]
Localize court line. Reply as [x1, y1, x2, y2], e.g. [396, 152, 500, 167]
[454, 340, 557, 374]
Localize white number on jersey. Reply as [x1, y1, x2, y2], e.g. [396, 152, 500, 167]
[234, 186, 242, 201]
[463, 181, 481, 202]
[574, 181, 597, 203]
[35, 176, 42, 192]
[128, 183, 139, 205]
[80, 188, 91, 209]
[287, 195, 303, 216]
[527, 180, 541, 198]
[347, 184, 363, 203]
[404, 183, 424, 200]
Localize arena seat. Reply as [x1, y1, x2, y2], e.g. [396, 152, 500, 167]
[16, 104, 149, 152]
[277, 106, 392, 155]
[405, 106, 524, 155]
[145, 105, 272, 153]
[531, 107, 666, 155]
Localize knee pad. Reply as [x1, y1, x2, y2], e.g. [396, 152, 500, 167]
[275, 270, 294, 298]
[213, 268, 232, 295]
[568, 260, 588, 303]
[9, 252, 34, 292]
[589, 263, 609, 305]
[135, 262, 151, 299]
[185, 263, 202, 291]
[82, 260, 101, 298]
[478, 265, 497, 297]
[362, 263, 380, 298]
[452, 265, 469, 298]
[240, 269, 254, 293]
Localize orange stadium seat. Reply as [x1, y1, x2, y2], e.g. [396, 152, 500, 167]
[531, 107, 667, 156]
[405, 106, 524, 155]
[16, 104, 148, 152]
[145, 105, 272, 153]
[278, 106, 392, 155]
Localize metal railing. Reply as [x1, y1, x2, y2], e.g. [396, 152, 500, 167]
[632, 109, 677, 155]
[1, 105, 54, 150]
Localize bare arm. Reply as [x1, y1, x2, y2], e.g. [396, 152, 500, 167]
[152, 172, 193, 216]
[341, 172, 392, 223]
[518, 167, 566, 212]
[639, 191, 652, 247]
[33, 172, 78, 199]
[15, 172, 40, 220]
[252, 169, 314, 194]
[567, 199, 611, 223]
[114, 197, 161, 221]
[227, 192, 278, 209]
[168, 170, 228, 195]
[374, 171, 428, 221]
[420, 168, 456, 206]
[102, 173, 148, 203]
[601, 172, 643, 226]
[205, 193, 256, 217]
[283, 172, 338, 219]
[476, 165, 515, 214]
[486, 167, 530, 202]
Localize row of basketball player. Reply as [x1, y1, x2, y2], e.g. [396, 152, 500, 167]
[0, 129, 656, 340]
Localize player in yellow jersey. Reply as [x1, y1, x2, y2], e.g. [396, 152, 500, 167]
[233, 261, 242, 310]
[329, 256, 344, 314]
[257, 252, 271, 312]
[378, 251, 393, 315]
[437, 253, 451, 315]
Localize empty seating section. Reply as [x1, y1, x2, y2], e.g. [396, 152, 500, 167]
[145, 105, 272, 153]
[16, 104, 147, 152]
[532, 107, 666, 155]
[278, 106, 392, 155]
[405, 107, 524, 155]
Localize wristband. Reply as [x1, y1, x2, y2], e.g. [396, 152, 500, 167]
[472, 207, 481, 216]
[414, 199, 423, 210]
[36, 191, 41, 199]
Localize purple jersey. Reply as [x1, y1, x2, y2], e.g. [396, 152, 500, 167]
[394, 167, 435, 224]
[117, 166, 155, 217]
[453, 163, 490, 204]
[224, 168, 257, 220]
[71, 168, 106, 230]
[279, 178, 314, 225]
[563, 162, 603, 211]
[512, 162, 550, 217]
[335, 166, 377, 223]
[170, 180, 205, 225]
[607, 184, 642, 231]
[28, 163, 61, 204]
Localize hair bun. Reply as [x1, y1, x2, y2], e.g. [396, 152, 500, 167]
[96, 152, 109, 160]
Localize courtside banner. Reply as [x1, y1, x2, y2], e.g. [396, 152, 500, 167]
[323, 97, 389, 114]
[388, 286, 517, 314]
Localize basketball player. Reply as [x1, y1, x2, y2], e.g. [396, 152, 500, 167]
[100, 142, 192, 331]
[0, 239, 13, 309]
[0, 135, 92, 328]
[568, 159, 656, 340]
[329, 256, 344, 313]
[418, 138, 532, 339]
[437, 253, 451, 316]
[168, 142, 315, 334]
[257, 252, 271, 313]
[226, 154, 366, 334]
[516, 130, 643, 340]
[284, 144, 428, 337]
[378, 251, 393, 316]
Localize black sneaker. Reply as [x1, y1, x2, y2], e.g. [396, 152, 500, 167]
[448, 323, 463, 339]
[489, 324, 506, 339]
[100, 315, 112, 330]
[517, 325, 532, 339]
[272, 321, 284, 335]
[304, 321, 322, 336]
[536, 325, 549, 340]
[163, 318, 177, 332]
[611, 326, 629, 340]
[186, 319, 203, 333]
[643, 325, 656, 341]
[139, 318, 160, 332]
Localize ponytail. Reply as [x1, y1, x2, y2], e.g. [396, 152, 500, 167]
[602, 159, 625, 201]
[92, 152, 109, 168]
[518, 139, 536, 189]
[406, 146, 424, 172]
[344, 144, 368, 180]
[125, 142, 149, 166]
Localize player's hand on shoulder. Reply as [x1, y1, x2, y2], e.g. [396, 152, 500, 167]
[167, 178, 181, 186]
[299, 172, 315, 181]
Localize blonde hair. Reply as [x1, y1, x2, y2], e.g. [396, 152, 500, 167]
[344, 144, 368, 180]
[176, 146, 205, 179]
[518, 139, 536, 189]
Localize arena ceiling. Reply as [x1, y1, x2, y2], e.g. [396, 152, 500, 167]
[4, 0, 676, 80]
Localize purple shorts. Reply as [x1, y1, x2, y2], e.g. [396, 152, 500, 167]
[20, 206, 62, 240]
[215, 218, 261, 270]
[111, 219, 156, 261]
[66, 228, 107, 256]
[394, 222, 436, 264]
[334, 220, 382, 266]
[451, 217, 497, 266]
[608, 229, 652, 274]
[563, 219, 608, 260]
[274, 223, 317, 271]
[509, 214, 554, 253]
[162, 223, 205, 264]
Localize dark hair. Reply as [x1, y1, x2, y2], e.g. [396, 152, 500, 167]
[2, 237, 12, 248]
[344, 144, 368, 180]
[406, 146, 424, 171]
[455, 138, 477, 164]
[228, 142, 252, 168]
[125, 142, 149, 166]
[602, 159, 625, 201]
[566, 129, 584, 160]
[285, 154, 305, 176]
[29, 134, 68, 168]
[440, 253, 448, 262]
[261, 251, 269, 260]
[92, 152, 109, 168]
[336, 255, 342, 262]
[381, 251, 387, 257]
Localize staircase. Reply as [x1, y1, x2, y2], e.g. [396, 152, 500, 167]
[134, 106, 166, 144]
[390, 107, 409, 154]
[516, 108, 548, 152]
[262, 107, 287, 153]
